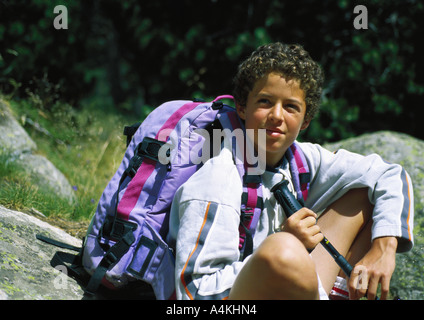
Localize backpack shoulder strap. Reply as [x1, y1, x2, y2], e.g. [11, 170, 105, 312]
[219, 111, 263, 260]
[285, 142, 311, 203]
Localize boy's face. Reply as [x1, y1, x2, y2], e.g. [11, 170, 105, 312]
[236, 72, 310, 167]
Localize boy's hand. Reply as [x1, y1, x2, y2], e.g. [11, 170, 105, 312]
[281, 208, 324, 251]
[348, 236, 397, 300]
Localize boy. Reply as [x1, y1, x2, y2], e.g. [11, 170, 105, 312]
[168, 42, 414, 300]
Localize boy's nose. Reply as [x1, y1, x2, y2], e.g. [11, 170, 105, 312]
[269, 103, 284, 123]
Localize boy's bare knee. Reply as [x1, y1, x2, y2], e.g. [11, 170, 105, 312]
[253, 232, 319, 299]
[256, 233, 304, 269]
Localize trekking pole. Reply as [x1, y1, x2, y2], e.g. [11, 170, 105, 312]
[271, 181, 403, 300]
[271, 180, 353, 277]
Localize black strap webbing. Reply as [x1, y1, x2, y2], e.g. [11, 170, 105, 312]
[239, 212, 254, 260]
[124, 123, 141, 147]
[84, 228, 135, 296]
[36, 234, 81, 252]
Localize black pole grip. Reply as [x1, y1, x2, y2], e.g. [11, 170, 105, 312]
[271, 181, 302, 216]
[271, 180, 353, 278]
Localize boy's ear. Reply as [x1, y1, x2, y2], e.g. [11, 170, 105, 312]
[300, 119, 310, 131]
[235, 103, 246, 120]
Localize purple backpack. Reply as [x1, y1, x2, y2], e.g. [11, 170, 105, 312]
[39, 95, 311, 300]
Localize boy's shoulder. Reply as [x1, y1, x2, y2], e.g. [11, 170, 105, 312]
[295, 141, 336, 160]
[176, 143, 243, 210]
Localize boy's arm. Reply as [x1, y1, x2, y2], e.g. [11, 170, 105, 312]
[300, 142, 414, 252]
[172, 198, 247, 300]
[168, 143, 248, 300]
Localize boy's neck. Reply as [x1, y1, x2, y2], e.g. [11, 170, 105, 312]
[265, 156, 287, 172]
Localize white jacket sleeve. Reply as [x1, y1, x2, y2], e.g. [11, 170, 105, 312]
[169, 146, 248, 300]
[300, 142, 414, 252]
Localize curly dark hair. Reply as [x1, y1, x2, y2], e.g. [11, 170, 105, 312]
[233, 42, 324, 122]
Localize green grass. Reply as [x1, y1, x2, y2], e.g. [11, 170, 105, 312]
[0, 157, 73, 218]
[0, 95, 137, 221]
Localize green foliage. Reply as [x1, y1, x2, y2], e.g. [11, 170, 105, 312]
[308, 0, 424, 142]
[301, 98, 359, 142]
[1, 0, 423, 144]
[0, 0, 89, 105]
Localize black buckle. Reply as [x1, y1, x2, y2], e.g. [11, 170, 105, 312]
[299, 172, 311, 185]
[125, 153, 143, 178]
[103, 251, 118, 266]
[240, 209, 253, 222]
[243, 175, 261, 184]
[211, 101, 224, 110]
[102, 216, 137, 240]
[111, 219, 137, 240]
[139, 137, 166, 162]
[124, 137, 166, 178]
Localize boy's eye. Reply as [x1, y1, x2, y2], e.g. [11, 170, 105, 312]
[285, 104, 301, 112]
[258, 98, 271, 105]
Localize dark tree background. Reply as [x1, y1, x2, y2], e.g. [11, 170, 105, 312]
[1, 0, 423, 143]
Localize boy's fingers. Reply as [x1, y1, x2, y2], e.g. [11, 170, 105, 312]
[294, 208, 317, 220]
[366, 277, 379, 300]
[379, 276, 391, 300]
[348, 265, 368, 299]
[303, 226, 323, 250]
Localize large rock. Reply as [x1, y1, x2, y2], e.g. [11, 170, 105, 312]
[14, 153, 76, 202]
[324, 131, 424, 300]
[0, 99, 75, 203]
[0, 205, 84, 299]
[0, 206, 155, 300]
[0, 99, 36, 156]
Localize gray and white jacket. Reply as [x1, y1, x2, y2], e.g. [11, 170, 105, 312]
[168, 136, 414, 300]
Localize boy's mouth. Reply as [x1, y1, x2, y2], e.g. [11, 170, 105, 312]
[265, 127, 284, 137]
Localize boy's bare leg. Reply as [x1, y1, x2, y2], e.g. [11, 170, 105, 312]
[229, 232, 319, 300]
[310, 188, 373, 294]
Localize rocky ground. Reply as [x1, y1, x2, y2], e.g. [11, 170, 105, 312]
[0, 205, 85, 299]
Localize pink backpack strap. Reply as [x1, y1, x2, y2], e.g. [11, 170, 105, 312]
[221, 111, 263, 260]
[285, 142, 311, 202]
[213, 95, 234, 101]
